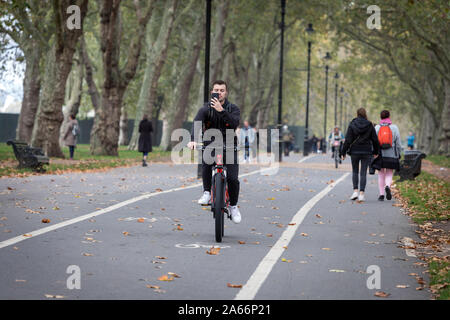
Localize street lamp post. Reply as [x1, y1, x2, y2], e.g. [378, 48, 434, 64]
[334, 72, 339, 127]
[197, 0, 212, 178]
[323, 52, 331, 153]
[340, 87, 344, 130]
[303, 23, 314, 156]
[277, 0, 286, 163]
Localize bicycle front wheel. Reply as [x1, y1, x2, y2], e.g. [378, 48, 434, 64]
[213, 173, 225, 243]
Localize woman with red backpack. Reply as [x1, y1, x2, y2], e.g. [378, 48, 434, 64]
[375, 110, 402, 201]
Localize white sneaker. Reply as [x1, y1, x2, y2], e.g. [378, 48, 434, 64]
[350, 191, 359, 200]
[230, 205, 241, 224]
[198, 191, 211, 205]
[358, 194, 365, 202]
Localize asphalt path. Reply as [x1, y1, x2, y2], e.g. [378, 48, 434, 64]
[0, 152, 430, 300]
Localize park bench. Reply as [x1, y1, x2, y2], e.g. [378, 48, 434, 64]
[396, 150, 426, 181]
[7, 140, 49, 173]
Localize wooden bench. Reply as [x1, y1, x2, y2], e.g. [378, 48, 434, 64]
[396, 150, 426, 181]
[7, 140, 49, 173]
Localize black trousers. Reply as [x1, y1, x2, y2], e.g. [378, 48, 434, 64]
[350, 154, 371, 192]
[202, 151, 240, 206]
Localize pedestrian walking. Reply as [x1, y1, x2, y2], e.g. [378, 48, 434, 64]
[63, 114, 80, 160]
[138, 114, 153, 167]
[340, 108, 380, 202]
[407, 131, 415, 150]
[375, 110, 402, 201]
[239, 120, 256, 163]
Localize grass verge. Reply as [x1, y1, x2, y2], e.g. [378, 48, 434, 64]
[0, 143, 171, 177]
[394, 172, 450, 299]
[426, 155, 450, 168]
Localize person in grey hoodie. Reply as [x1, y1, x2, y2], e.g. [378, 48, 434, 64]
[340, 108, 380, 202]
[375, 110, 402, 201]
[63, 114, 79, 160]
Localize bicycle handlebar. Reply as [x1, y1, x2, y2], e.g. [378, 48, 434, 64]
[193, 143, 240, 152]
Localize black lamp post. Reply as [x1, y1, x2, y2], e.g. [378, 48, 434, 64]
[303, 23, 314, 156]
[277, 0, 286, 162]
[323, 52, 331, 152]
[197, 0, 212, 178]
[334, 72, 339, 127]
[339, 87, 344, 130]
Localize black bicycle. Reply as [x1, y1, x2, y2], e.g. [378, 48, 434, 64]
[196, 143, 238, 242]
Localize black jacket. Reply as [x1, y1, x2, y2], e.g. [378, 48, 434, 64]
[341, 117, 380, 156]
[191, 99, 240, 146]
[138, 119, 153, 153]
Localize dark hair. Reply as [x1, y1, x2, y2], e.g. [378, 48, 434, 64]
[70, 114, 76, 120]
[357, 108, 367, 120]
[210, 80, 228, 91]
[143, 114, 148, 121]
[380, 110, 390, 119]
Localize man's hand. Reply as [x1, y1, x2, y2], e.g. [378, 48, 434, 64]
[341, 155, 346, 160]
[373, 154, 379, 158]
[210, 98, 224, 112]
[187, 141, 197, 150]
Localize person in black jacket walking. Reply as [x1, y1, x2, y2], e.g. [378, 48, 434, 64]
[340, 108, 380, 202]
[138, 114, 153, 167]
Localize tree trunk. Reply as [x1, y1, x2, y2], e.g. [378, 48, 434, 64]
[90, 0, 154, 155]
[31, 0, 88, 157]
[438, 78, 450, 156]
[210, 0, 230, 82]
[60, 48, 84, 148]
[16, 41, 42, 143]
[118, 107, 129, 146]
[128, 0, 178, 150]
[160, 17, 204, 151]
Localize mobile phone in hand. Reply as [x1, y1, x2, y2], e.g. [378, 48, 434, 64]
[211, 92, 219, 101]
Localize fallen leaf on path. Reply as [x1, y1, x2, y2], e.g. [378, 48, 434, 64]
[251, 242, 260, 245]
[41, 219, 51, 223]
[146, 285, 160, 289]
[45, 294, 65, 299]
[206, 247, 221, 255]
[82, 253, 93, 256]
[158, 275, 174, 281]
[238, 241, 246, 244]
[266, 197, 275, 200]
[15, 279, 26, 282]
[315, 214, 322, 219]
[137, 218, 145, 223]
[155, 188, 163, 192]
[176, 225, 184, 231]
[122, 231, 129, 236]
[23, 234, 32, 237]
[281, 258, 292, 263]
[300, 233, 308, 237]
[227, 283, 243, 288]
[396, 285, 410, 288]
[374, 291, 390, 298]
[288, 223, 296, 226]
[168, 272, 180, 278]
[155, 256, 167, 259]
[329, 269, 345, 273]
[266, 234, 273, 237]
[322, 248, 331, 251]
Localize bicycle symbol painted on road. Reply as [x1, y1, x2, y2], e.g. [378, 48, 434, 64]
[175, 243, 231, 249]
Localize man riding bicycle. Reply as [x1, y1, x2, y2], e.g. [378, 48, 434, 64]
[328, 126, 345, 161]
[188, 80, 242, 224]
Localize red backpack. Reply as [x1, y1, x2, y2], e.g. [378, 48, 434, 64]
[378, 124, 393, 149]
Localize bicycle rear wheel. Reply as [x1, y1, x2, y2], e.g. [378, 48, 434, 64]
[334, 150, 339, 168]
[213, 173, 225, 242]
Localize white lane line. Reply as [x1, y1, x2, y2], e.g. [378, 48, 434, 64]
[298, 155, 316, 163]
[0, 166, 275, 250]
[234, 172, 350, 300]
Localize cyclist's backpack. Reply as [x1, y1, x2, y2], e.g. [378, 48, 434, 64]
[378, 124, 393, 149]
[72, 123, 80, 137]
